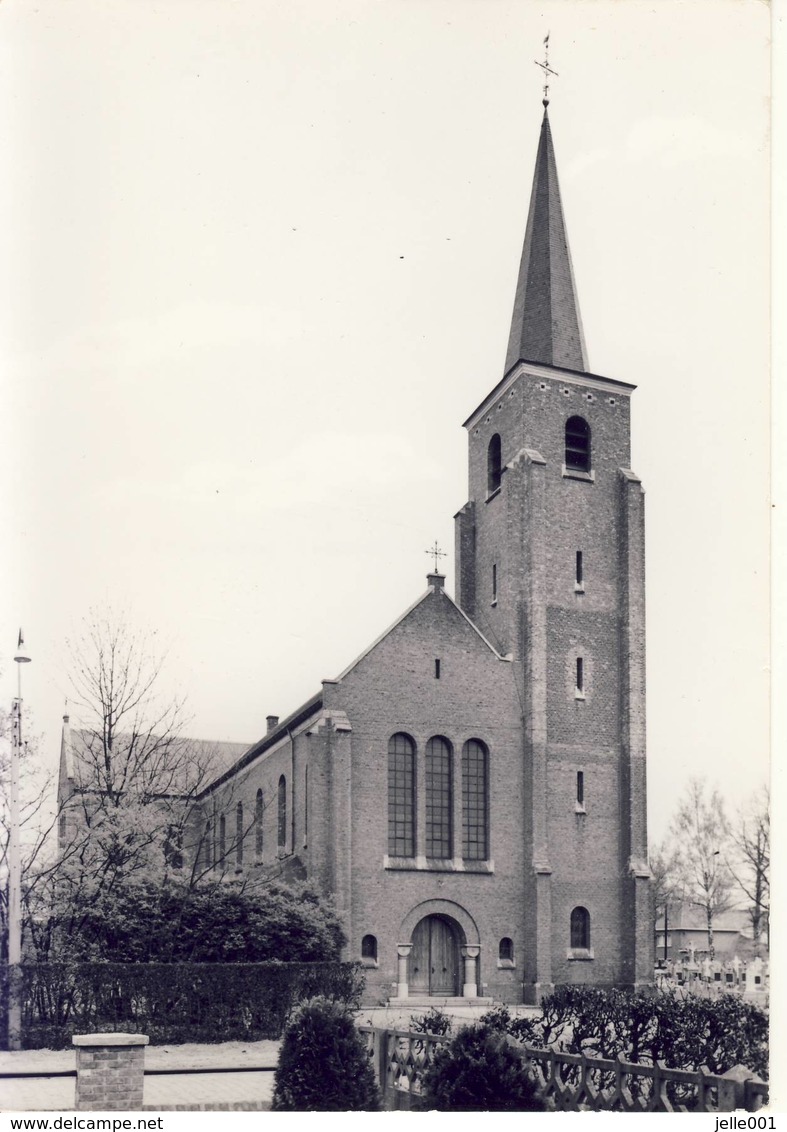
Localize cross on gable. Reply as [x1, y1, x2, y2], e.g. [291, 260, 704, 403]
[425, 541, 447, 572]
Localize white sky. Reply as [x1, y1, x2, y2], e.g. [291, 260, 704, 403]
[0, 0, 772, 846]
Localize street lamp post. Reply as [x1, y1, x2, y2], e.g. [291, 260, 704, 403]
[7, 629, 31, 1050]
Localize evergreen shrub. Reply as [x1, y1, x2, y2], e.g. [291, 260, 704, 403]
[416, 1023, 547, 1112]
[272, 996, 381, 1111]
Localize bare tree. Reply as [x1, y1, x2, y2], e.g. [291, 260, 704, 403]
[668, 778, 736, 959]
[649, 840, 682, 961]
[728, 785, 769, 955]
[21, 611, 228, 958]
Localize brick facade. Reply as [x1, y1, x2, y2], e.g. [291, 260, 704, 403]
[57, 103, 653, 1005]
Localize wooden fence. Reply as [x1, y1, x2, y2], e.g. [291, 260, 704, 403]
[359, 1027, 769, 1113]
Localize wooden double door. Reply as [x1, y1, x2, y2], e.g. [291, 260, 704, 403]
[410, 915, 461, 996]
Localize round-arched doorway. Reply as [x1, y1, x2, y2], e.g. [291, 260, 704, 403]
[410, 914, 462, 996]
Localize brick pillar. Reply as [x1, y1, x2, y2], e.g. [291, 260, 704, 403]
[73, 1033, 148, 1111]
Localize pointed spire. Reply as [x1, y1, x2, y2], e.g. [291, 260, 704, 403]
[504, 105, 589, 374]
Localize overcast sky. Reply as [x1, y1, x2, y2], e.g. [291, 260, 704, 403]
[0, 0, 771, 846]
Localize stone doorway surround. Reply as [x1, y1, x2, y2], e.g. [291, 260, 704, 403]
[396, 899, 482, 1000]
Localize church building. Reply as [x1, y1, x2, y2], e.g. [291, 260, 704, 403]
[59, 94, 653, 1005]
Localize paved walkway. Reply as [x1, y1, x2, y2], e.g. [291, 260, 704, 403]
[0, 1041, 279, 1112]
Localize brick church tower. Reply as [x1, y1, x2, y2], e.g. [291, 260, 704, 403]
[455, 102, 652, 997]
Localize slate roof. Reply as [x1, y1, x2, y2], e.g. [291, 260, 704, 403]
[504, 106, 588, 374]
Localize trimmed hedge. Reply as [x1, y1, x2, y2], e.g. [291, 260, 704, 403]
[8, 962, 364, 1050]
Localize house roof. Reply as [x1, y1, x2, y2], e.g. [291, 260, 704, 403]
[60, 717, 250, 798]
[656, 903, 753, 934]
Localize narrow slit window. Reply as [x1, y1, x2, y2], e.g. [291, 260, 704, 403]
[434, 658, 441, 679]
[277, 775, 287, 850]
[576, 657, 584, 693]
[218, 814, 226, 863]
[576, 771, 584, 806]
[576, 551, 583, 586]
[492, 563, 497, 604]
[255, 789, 264, 860]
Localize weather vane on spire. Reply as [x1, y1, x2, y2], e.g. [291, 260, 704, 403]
[534, 33, 558, 106]
[425, 540, 447, 572]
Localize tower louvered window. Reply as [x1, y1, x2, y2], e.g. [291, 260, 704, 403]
[388, 733, 415, 857]
[487, 433, 502, 494]
[565, 416, 591, 471]
[425, 736, 452, 858]
[462, 739, 488, 860]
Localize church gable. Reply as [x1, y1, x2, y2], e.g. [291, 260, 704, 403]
[325, 577, 511, 717]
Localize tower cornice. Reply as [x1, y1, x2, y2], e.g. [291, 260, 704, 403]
[462, 359, 636, 432]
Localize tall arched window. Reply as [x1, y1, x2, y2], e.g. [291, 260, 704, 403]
[218, 814, 226, 864]
[388, 733, 415, 857]
[570, 906, 591, 950]
[255, 789, 264, 861]
[487, 433, 502, 494]
[203, 820, 213, 871]
[462, 739, 488, 860]
[565, 416, 591, 472]
[277, 775, 287, 851]
[236, 802, 244, 868]
[425, 736, 452, 859]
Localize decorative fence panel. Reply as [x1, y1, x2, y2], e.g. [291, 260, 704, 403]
[359, 1027, 769, 1113]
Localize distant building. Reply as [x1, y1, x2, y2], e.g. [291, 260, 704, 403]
[655, 904, 761, 963]
[58, 94, 653, 1004]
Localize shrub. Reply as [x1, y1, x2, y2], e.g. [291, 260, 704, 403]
[272, 997, 381, 1111]
[507, 985, 768, 1081]
[409, 1007, 452, 1035]
[417, 1023, 547, 1112]
[16, 961, 364, 1049]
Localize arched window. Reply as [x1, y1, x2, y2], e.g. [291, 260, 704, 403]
[565, 416, 591, 472]
[203, 820, 213, 871]
[361, 934, 378, 961]
[277, 775, 287, 850]
[462, 739, 488, 860]
[255, 789, 264, 861]
[487, 433, 502, 494]
[236, 802, 244, 868]
[425, 736, 452, 859]
[218, 814, 226, 864]
[388, 733, 415, 857]
[499, 937, 514, 962]
[570, 906, 591, 950]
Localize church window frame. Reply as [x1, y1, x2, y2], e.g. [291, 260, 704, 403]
[361, 934, 378, 966]
[277, 775, 287, 853]
[255, 788, 264, 861]
[388, 733, 416, 858]
[425, 735, 453, 859]
[575, 656, 585, 700]
[564, 416, 591, 473]
[498, 937, 515, 968]
[492, 563, 498, 606]
[487, 433, 503, 496]
[569, 906, 593, 958]
[575, 550, 584, 593]
[236, 801, 244, 869]
[218, 813, 226, 866]
[462, 738, 488, 861]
